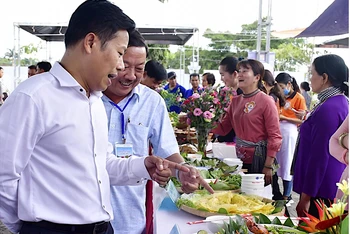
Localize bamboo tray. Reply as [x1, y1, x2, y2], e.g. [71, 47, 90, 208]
[179, 196, 285, 218]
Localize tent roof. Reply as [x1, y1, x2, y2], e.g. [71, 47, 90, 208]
[17, 23, 198, 45]
[316, 37, 349, 47]
[296, 0, 349, 37]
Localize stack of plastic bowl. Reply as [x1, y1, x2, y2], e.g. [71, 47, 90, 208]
[222, 158, 243, 171]
[241, 174, 265, 196]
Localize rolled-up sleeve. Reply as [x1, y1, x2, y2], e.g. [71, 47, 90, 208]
[0, 92, 44, 233]
[264, 98, 282, 157]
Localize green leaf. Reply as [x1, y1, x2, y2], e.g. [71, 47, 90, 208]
[198, 207, 209, 212]
[341, 215, 349, 234]
[258, 213, 271, 224]
[218, 208, 228, 214]
[272, 200, 286, 214]
[271, 217, 282, 225]
[283, 217, 295, 227]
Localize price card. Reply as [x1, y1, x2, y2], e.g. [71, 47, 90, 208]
[166, 179, 180, 203]
[115, 143, 133, 158]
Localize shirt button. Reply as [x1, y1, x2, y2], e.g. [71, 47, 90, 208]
[98, 180, 101, 184]
[102, 205, 106, 209]
[137, 181, 140, 183]
[94, 153, 97, 157]
[79, 88, 83, 92]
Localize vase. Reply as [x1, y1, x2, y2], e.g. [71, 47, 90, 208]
[196, 127, 210, 158]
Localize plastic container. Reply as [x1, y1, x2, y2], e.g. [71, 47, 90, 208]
[241, 173, 265, 181]
[187, 153, 202, 162]
[241, 183, 265, 190]
[241, 187, 264, 196]
[222, 158, 243, 170]
[212, 143, 237, 159]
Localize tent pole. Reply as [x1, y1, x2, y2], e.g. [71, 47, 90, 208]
[256, 0, 263, 61]
[266, 0, 272, 63]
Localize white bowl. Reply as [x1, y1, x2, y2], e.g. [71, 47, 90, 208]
[205, 215, 235, 233]
[241, 183, 265, 190]
[241, 182, 265, 189]
[241, 174, 265, 181]
[187, 153, 202, 162]
[241, 187, 264, 196]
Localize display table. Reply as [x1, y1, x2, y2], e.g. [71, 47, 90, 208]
[153, 183, 274, 234]
[154, 184, 212, 234]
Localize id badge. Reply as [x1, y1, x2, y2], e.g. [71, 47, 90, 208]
[115, 143, 133, 158]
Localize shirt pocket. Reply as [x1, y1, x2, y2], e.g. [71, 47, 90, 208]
[126, 123, 150, 156]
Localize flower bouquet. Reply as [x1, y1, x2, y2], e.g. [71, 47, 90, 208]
[181, 86, 235, 155]
[299, 180, 349, 234]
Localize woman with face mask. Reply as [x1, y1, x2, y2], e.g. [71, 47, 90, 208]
[274, 73, 307, 202]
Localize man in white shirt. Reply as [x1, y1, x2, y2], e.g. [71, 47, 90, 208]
[0, 1, 189, 234]
[103, 30, 213, 234]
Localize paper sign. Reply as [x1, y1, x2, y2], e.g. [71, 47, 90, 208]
[166, 179, 180, 203]
[115, 143, 133, 158]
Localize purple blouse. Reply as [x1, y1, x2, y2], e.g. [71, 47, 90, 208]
[293, 95, 348, 199]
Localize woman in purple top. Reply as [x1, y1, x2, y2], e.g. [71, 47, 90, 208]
[292, 54, 348, 218]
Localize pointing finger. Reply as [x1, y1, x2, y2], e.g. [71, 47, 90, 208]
[165, 160, 190, 173]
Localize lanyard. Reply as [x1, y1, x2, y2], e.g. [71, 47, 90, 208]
[109, 94, 134, 143]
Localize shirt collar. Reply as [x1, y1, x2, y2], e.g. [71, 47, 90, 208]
[102, 84, 142, 104]
[50, 62, 102, 98]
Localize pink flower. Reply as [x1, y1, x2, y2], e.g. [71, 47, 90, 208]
[203, 111, 214, 119]
[176, 96, 181, 102]
[186, 118, 191, 125]
[213, 98, 219, 104]
[192, 93, 200, 99]
[193, 108, 203, 116]
[224, 107, 228, 112]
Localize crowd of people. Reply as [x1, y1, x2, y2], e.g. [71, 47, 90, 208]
[0, 1, 348, 234]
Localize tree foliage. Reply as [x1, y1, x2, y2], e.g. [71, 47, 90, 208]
[1, 43, 40, 66]
[167, 18, 314, 72]
[147, 44, 170, 68]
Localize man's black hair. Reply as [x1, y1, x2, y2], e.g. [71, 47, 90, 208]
[128, 30, 149, 57]
[144, 60, 167, 82]
[37, 61, 52, 72]
[64, 0, 136, 49]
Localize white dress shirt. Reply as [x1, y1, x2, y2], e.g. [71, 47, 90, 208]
[0, 62, 150, 233]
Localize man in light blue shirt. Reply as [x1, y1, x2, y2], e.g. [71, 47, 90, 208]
[102, 30, 212, 234]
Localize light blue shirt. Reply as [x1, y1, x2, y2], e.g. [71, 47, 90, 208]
[102, 84, 179, 234]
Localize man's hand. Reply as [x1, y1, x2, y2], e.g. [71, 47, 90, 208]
[144, 156, 189, 186]
[179, 166, 214, 194]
